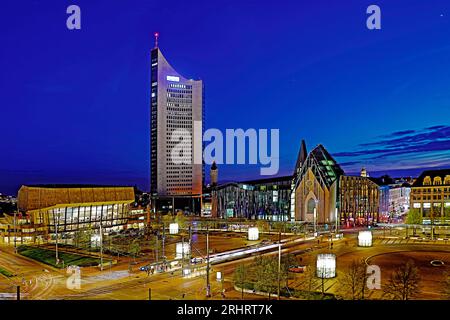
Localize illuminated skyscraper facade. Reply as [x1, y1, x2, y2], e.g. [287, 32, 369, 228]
[150, 38, 204, 198]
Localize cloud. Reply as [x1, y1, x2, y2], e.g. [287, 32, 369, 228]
[339, 161, 361, 166]
[384, 129, 416, 137]
[333, 125, 450, 174]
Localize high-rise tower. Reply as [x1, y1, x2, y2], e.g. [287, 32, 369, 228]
[150, 34, 204, 197]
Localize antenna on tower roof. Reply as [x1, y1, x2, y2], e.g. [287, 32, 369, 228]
[154, 32, 159, 48]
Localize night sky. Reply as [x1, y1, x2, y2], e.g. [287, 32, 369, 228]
[1, 0, 450, 195]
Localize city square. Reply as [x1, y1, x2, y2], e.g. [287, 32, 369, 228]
[1, 0, 450, 311]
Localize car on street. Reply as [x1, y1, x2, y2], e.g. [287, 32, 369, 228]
[288, 265, 307, 273]
[191, 257, 204, 264]
[140, 265, 150, 271]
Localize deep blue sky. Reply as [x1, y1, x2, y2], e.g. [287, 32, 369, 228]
[1, 0, 450, 195]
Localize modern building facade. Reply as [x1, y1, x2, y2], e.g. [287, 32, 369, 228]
[212, 176, 292, 220]
[410, 169, 450, 224]
[388, 182, 411, 216]
[150, 36, 204, 200]
[210, 140, 380, 226]
[0, 185, 138, 244]
[339, 175, 380, 226]
[370, 175, 411, 222]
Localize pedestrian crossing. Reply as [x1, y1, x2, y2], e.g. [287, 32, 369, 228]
[373, 238, 450, 246]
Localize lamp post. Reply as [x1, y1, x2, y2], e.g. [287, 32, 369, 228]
[100, 223, 103, 271]
[155, 231, 159, 263]
[335, 207, 339, 234]
[162, 222, 165, 262]
[206, 225, 211, 297]
[181, 236, 185, 271]
[313, 199, 319, 237]
[277, 230, 281, 300]
[313, 207, 316, 236]
[189, 225, 192, 263]
[13, 210, 17, 253]
[55, 213, 59, 265]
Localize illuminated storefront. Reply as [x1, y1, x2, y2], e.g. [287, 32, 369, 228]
[212, 176, 292, 220]
[410, 169, 450, 225]
[3, 185, 139, 244]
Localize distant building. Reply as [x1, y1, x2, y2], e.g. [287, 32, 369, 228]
[389, 181, 411, 216]
[212, 176, 292, 220]
[0, 194, 17, 215]
[410, 169, 450, 224]
[210, 161, 218, 187]
[0, 185, 140, 244]
[360, 167, 369, 178]
[339, 175, 380, 226]
[370, 174, 411, 222]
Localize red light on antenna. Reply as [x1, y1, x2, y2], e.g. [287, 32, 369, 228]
[154, 32, 159, 48]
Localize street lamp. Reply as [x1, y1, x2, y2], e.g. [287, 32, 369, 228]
[248, 227, 259, 241]
[55, 212, 59, 265]
[316, 254, 336, 278]
[13, 210, 17, 252]
[206, 226, 211, 297]
[169, 223, 179, 235]
[358, 231, 373, 247]
[176, 242, 190, 259]
[335, 207, 339, 234]
[313, 199, 319, 237]
[100, 223, 104, 271]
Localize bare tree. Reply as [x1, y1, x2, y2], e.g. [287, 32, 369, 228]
[298, 264, 318, 293]
[383, 260, 421, 300]
[281, 253, 297, 288]
[129, 239, 141, 263]
[175, 212, 187, 231]
[253, 256, 278, 299]
[233, 264, 248, 299]
[339, 259, 366, 300]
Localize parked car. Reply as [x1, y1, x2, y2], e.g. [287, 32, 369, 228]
[140, 265, 151, 271]
[191, 257, 204, 264]
[288, 265, 307, 273]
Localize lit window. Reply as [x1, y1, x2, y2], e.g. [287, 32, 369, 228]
[433, 177, 442, 185]
[167, 76, 180, 82]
